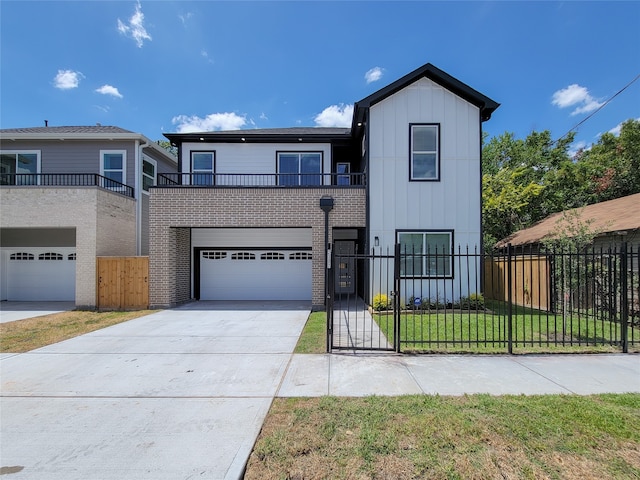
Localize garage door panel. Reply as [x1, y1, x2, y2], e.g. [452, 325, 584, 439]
[4, 248, 75, 301]
[200, 250, 311, 301]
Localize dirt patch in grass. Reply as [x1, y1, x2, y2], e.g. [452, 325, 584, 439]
[0, 309, 157, 352]
[245, 394, 640, 480]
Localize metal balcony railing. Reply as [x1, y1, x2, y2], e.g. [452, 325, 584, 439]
[0, 173, 135, 198]
[156, 172, 366, 187]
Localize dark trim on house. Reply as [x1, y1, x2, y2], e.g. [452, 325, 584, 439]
[353, 63, 500, 126]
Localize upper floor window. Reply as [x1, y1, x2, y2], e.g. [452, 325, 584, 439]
[100, 150, 126, 185]
[191, 151, 215, 185]
[142, 158, 157, 193]
[410, 124, 440, 181]
[398, 230, 453, 278]
[336, 162, 350, 186]
[0, 151, 40, 185]
[277, 152, 322, 186]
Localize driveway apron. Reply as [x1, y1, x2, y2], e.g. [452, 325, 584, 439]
[0, 301, 310, 480]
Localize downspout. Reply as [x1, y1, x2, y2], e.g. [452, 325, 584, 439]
[136, 140, 149, 256]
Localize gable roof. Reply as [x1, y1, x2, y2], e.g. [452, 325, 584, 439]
[0, 125, 177, 164]
[353, 63, 500, 127]
[495, 193, 640, 247]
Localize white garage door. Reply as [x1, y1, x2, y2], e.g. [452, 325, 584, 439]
[200, 249, 312, 300]
[193, 228, 313, 301]
[3, 248, 76, 301]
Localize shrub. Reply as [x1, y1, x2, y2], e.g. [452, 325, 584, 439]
[458, 293, 485, 310]
[372, 293, 391, 311]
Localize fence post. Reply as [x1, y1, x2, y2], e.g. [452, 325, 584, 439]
[621, 242, 629, 353]
[507, 243, 513, 354]
[326, 243, 334, 353]
[394, 243, 401, 353]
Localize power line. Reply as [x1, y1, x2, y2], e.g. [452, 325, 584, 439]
[554, 72, 640, 144]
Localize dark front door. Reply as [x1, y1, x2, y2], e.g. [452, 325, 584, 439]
[334, 240, 355, 295]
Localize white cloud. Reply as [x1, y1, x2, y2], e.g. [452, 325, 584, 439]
[95, 84, 123, 98]
[201, 49, 214, 64]
[171, 112, 247, 132]
[53, 69, 83, 90]
[608, 117, 640, 136]
[260, 112, 268, 121]
[314, 104, 354, 128]
[179, 12, 193, 25]
[117, 1, 151, 48]
[365, 67, 384, 84]
[568, 140, 589, 159]
[551, 84, 604, 116]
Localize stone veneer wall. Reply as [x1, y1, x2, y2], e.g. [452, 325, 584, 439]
[0, 187, 136, 307]
[149, 187, 366, 309]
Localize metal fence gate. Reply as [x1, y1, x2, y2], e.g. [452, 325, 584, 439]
[327, 244, 639, 354]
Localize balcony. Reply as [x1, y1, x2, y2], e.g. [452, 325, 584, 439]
[0, 173, 134, 198]
[157, 172, 366, 188]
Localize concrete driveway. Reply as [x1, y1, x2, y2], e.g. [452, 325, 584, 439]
[0, 301, 310, 480]
[0, 301, 76, 323]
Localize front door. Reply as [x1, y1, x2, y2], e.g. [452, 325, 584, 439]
[334, 240, 355, 295]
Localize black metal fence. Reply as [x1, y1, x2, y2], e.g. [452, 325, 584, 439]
[157, 172, 366, 187]
[0, 173, 134, 198]
[328, 243, 639, 354]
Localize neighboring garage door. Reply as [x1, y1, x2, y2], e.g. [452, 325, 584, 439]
[3, 247, 76, 301]
[199, 249, 312, 300]
[193, 228, 313, 301]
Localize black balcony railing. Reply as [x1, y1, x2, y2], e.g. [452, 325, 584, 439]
[0, 173, 135, 198]
[156, 172, 366, 187]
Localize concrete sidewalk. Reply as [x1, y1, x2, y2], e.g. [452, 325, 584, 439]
[0, 301, 75, 323]
[279, 353, 640, 397]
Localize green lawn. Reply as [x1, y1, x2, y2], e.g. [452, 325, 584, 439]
[245, 393, 640, 479]
[376, 300, 639, 353]
[294, 311, 326, 354]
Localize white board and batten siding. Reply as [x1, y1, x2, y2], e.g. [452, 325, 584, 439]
[193, 228, 312, 301]
[180, 143, 332, 176]
[368, 76, 482, 251]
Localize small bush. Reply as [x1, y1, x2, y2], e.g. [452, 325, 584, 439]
[372, 293, 391, 311]
[458, 293, 485, 310]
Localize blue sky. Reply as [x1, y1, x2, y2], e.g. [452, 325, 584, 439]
[1, 1, 638, 154]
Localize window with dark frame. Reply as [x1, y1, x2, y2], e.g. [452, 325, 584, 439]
[277, 152, 322, 186]
[410, 124, 440, 181]
[398, 231, 453, 278]
[191, 152, 215, 185]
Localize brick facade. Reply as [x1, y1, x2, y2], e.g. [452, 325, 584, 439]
[149, 187, 366, 309]
[0, 187, 136, 307]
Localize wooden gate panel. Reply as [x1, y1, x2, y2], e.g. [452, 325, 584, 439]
[97, 257, 149, 309]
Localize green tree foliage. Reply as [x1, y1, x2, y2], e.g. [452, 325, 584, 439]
[482, 119, 640, 250]
[156, 139, 178, 157]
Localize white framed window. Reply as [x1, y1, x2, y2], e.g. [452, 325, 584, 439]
[142, 157, 157, 194]
[191, 151, 215, 185]
[277, 152, 322, 186]
[397, 230, 453, 278]
[410, 124, 440, 181]
[100, 150, 127, 187]
[0, 150, 40, 185]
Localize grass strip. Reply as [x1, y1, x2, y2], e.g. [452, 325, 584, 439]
[0, 310, 156, 352]
[246, 393, 640, 480]
[294, 311, 326, 354]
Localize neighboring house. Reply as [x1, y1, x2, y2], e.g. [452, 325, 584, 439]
[151, 62, 499, 309]
[495, 193, 640, 251]
[0, 126, 178, 306]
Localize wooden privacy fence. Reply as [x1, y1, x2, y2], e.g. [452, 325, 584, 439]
[484, 255, 551, 311]
[97, 256, 149, 309]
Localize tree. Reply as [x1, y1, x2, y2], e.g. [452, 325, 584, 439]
[481, 130, 576, 249]
[574, 119, 640, 203]
[156, 140, 178, 158]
